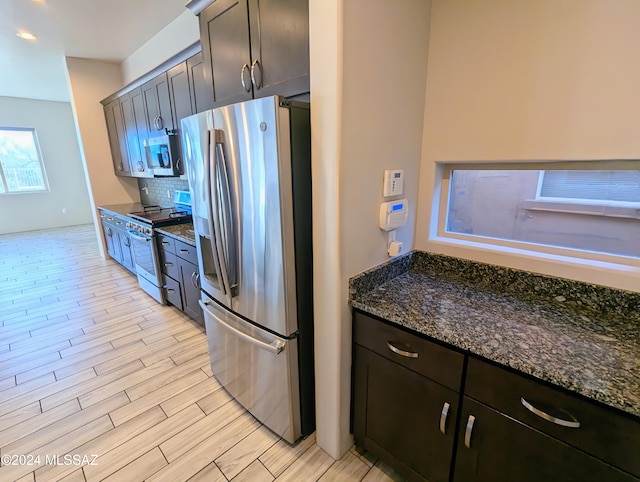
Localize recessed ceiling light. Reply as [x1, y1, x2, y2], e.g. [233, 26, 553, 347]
[16, 31, 37, 41]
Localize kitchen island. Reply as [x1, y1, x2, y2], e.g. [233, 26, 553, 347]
[350, 251, 640, 482]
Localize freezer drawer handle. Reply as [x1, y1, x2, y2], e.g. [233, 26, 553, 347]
[521, 397, 581, 428]
[199, 300, 285, 355]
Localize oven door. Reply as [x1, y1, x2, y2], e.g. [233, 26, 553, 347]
[128, 229, 165, 303]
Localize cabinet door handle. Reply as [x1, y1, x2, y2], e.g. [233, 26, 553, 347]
[119, 161, 124, 171]
[386, 341, 418, 358]
[240, 64, 251, 92]
[124, 237, 131, 247]
[157, 115, 163, 130]
[464, 415, 475, 449]
[162, 241, 171, 246]
[439, 402, 450, 435]
[250, 59, 262, 89]
[166, 288, 175, 295]
[520, 397, 581, 429]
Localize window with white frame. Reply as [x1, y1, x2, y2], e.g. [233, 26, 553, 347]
[0, 127, 49, 194]
[441, 163, 640, 260]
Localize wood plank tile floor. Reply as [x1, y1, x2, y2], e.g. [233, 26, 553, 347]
[0, 225, 403, 482]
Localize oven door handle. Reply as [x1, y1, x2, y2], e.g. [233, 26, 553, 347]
[127, 229, 152, 242]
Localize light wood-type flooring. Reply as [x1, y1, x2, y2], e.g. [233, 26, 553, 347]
[0, 224, 403, 482]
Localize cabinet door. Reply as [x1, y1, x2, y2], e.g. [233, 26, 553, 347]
[103, 99, 130, 176]
[120, 90, 148, 177]
[117, 228, 135, 273]
[453, 397, 638, 482]
[101, 221, 120, 262]
[178, 257, 204, 325]
[248, 0, 309, 98]
[200, 0, 254, 107]
[142, 73, 174, 133]
[129, 88, 152, 177]
[168, 61, 194, 130]
[187, 52, 214, 113]
[353, 345, 457, 482]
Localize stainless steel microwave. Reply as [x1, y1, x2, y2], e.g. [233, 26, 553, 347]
[144, 133, 183, 177]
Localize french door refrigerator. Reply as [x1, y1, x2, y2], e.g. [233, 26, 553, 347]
[181, 95, 314, 443]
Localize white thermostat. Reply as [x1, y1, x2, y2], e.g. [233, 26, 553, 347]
[379, 199, 409, 231]
[383, 169, 404, 197]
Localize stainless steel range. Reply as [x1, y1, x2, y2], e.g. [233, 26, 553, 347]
[126, 192, 192, 303]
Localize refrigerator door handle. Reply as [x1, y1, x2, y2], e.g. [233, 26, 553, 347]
[205, 129, 228, 298]
[199, 300, 285, 354]
[214, 130, 239, 293]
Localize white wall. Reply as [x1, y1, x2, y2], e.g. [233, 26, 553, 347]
[0, 96, 93, 234]
[415, 0, 640, 290]
[65, 58, 140, 255]
[121, 11, 200, 85]
[310, 0, 431, 459]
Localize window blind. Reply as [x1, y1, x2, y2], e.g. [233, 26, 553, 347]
[540, 170, 640, 203]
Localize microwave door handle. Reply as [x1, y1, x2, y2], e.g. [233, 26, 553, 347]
[215, 131, 238, 293]
[205, 129, 229, 298]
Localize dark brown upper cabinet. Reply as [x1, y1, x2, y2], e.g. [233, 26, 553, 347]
[247, 0, 309, 98]
[120, 90, 150, 178]
[142, 73, 174, 134]
[167, 62, 193, 129]
[103, 98, 130, 177]
[187, 52, 215, 114]
[199, 0, 309, 108]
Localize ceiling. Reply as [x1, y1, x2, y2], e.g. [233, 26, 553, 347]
[0, 0, 189, 102]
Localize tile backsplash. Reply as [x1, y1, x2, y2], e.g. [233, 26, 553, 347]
[138, 177, 190, 207]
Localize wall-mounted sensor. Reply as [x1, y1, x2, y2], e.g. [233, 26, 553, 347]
[379, 199, 408, 231]
[383, 169, 404, 197]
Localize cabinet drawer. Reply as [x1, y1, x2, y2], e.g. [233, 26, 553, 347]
[99, 210, 118, 226]
[465, 357, 640, 478]
[353, 311, 464, 391]
[163, 275, 183, 310]
[157, 234, 176, 254]
[175, 239, 198, 264]
[161, 251, 180, 279]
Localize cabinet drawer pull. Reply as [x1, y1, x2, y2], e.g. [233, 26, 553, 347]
[166, 289, 175, 294]
[180, 249, 190, 254]
[520, 397, 580, 429]
[439, 402, 450, 435]
[386, 341, 418, 358]
[162, 241, 171, 246]
[464, 415, 475, 449]
[164, 262, 173, 267]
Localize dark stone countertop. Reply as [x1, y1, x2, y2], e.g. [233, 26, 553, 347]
[155, 223, 196, 246]
[350, 252, 640, 419]
[97, 203, 145, 218]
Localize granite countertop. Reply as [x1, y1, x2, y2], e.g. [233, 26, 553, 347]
[350, 252, 640, 419]
[155, 223, 196, 245]
[98, 203, 146, 217]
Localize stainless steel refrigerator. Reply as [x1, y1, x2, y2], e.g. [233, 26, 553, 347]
[181, 95, 314, 443]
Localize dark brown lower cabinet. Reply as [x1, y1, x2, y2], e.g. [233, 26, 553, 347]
[352, 345, 458, 482]
[99, 211, 135, 274]
[178, 257, 203, 325]
[351, 310, 640, 482]
[159, 235, 203, 326]
[454, 397, 637, 482]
